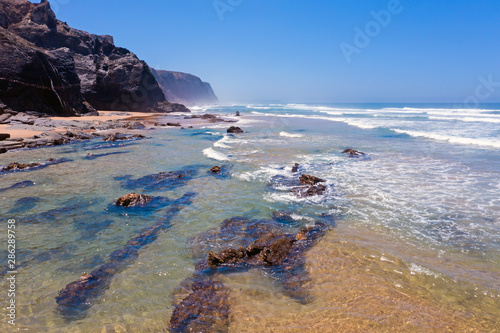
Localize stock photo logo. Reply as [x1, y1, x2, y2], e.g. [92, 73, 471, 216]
[340, 0, 407, 64]
[455, 74, 500, 108]
[213, 0, 244, 21]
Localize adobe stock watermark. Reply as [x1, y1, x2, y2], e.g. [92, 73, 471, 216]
[455, 74, 500, 108]
[340, 0, 408, 64]
[213, 0, 244, 21]
[48, 0, 71, 15]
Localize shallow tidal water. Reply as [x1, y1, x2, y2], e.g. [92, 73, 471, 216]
[0, 104, 499, 332]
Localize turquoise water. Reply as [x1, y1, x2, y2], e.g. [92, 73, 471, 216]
[1, 104, 499, 331]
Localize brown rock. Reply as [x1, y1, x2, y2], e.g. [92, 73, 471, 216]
[291, 163, 299, 173]
[342, 148, 365, 156]
[299, 174, 325, 185]
[169, 280, 230, 333]
[291, 184, 327, 198]
[210, 166, 221, 173]
[227, 126, 243, 134]
[2, 162, 41, 171]
[115, 193, 152, 207]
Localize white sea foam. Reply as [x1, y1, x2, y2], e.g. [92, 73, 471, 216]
[393, 129, 500, 148]
[213, 136, 233, 149]
[202, 147, 230, 161]
[336, 118, 379, 129]
[236, 165, 290, 182]
[409, 263, 441, 278]
[429, 116, 500, 123]
[279, 131, 304, 138]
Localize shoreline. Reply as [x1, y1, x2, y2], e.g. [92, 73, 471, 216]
[0, 110, 238, 154]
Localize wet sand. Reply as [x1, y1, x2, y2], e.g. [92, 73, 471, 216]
[227, 230, 499, 332]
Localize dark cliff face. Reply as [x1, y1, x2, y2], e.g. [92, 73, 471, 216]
[152, 69, 218, 106]
[0, 26, 89, 116]
[0, 0, 189, 115]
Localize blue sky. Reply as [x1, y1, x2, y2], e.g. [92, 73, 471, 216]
[48, 0, 500, 104]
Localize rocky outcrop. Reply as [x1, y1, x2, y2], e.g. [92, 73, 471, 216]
[0, 0, 190, 115]
[0, 26, 91, 116]
[210, 166, 221, 173]
[342, 148, 365, 156]
[151, 69, 218, 106]
[227, 126, 243, 134]
[56, 192, 196, 320]
[169, 280, 230, 333]
[115, 193, 152, 207]
[0, 158, 69, 173]
[299, 174, 325, 186]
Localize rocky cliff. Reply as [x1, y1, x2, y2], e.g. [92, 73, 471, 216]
[0, 26, 90, 116]
[0, 0, 189, 116]
[152, 69, 218, 106]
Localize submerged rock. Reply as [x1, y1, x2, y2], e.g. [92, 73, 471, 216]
[205, 229, 306, 270]
[0, 158, 69, 173]
[194, 221, 329, 303]
[227, 126, 243, 134]
[84, 151, 128, 160]
[342, 148, 365, 156]
[172, 217, 330, 329]
[0, 180, 35, 193]
[119, 167, 198, 191]
[1, 162, 41, 171]
[8, 196, 41, 214]
[210, 166, 221, 173]
[103, 133, 145, 142]
[272, 210, 296, 224]
[115, 193, 153, 207]
[56, 193, 196, 320]
[169, 280, 230, 333]
[291, 184, 327, 198]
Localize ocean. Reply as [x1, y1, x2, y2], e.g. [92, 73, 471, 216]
[0, 103, 499, 331]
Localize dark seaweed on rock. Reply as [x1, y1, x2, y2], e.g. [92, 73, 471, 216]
[83, 141, 134, 152]
[206, 164, 232, 179]
[0, 158, 71, 174]
[119, 166, 199, 191]
[102, 133, 146, 142]
[188, 217, 281, 260]
[172, 218, 328, 331]
[84, 151, 129, 160]
[0, 180, 35, 193]
[0, 244, 76, 279]
[19, 198, 98, 225]
[106, 196, 172, 217]
[7, 196, 41, 214]
[56, 192, 196, 321]
[72, 212, 115, 241]
[268, 174, 301, 190]
[169, 280, 230, 333]
[195, 221, 328, 303]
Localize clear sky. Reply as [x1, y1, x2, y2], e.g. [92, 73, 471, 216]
[46, 0, 500, 104]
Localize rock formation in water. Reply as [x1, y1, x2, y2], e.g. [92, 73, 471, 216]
[0, 0, 190, 116]
[151, 69, 218, 106]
